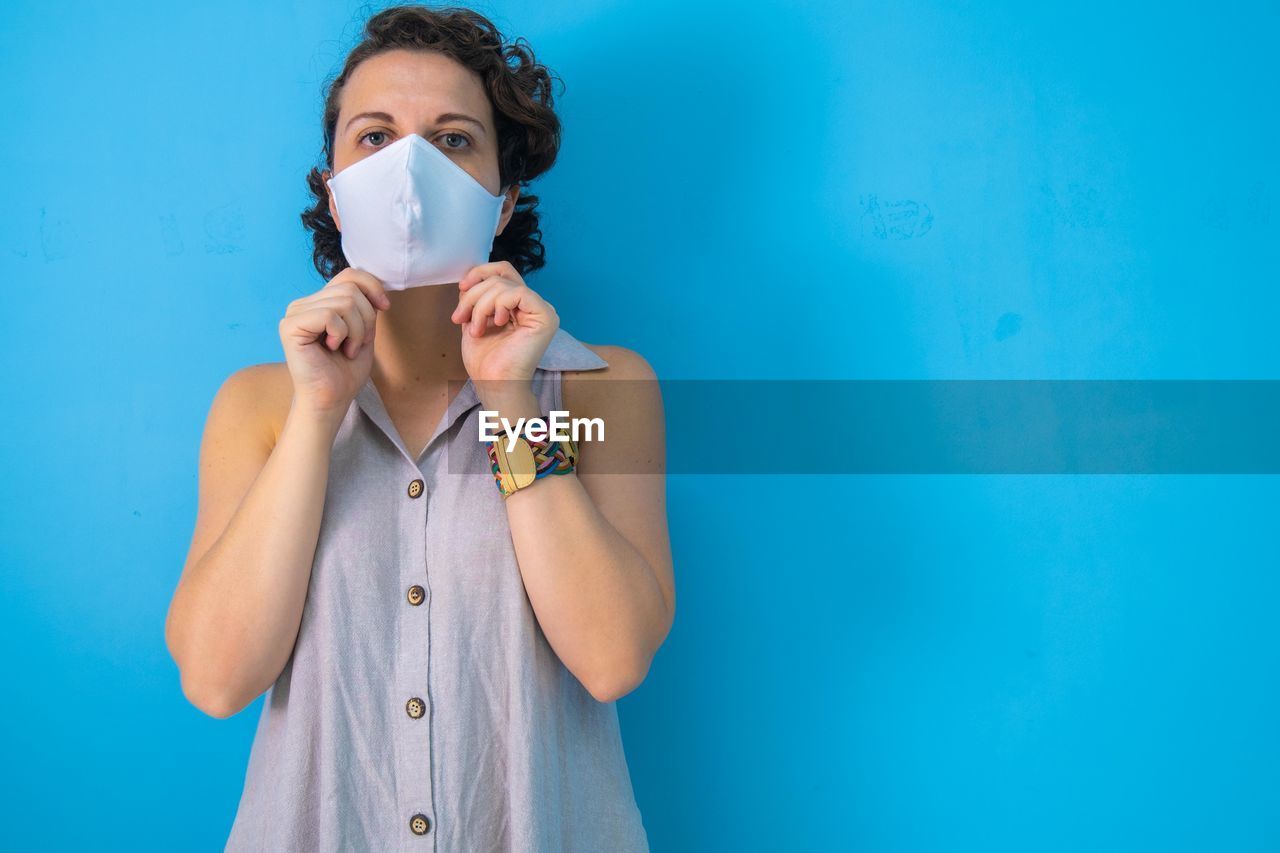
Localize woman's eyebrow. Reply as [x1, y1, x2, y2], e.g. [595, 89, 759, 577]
[344, 110, 486, 133]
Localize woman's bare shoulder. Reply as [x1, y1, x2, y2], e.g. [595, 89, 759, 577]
[560, 343, 659, 418]
[209, 361, 295, 451]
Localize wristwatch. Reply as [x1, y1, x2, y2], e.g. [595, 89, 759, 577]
[486, 423, 578, 498]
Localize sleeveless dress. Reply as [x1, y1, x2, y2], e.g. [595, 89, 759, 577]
[224, 327, 651, 852]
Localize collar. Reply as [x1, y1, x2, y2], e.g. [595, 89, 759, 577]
[354, 327, 607, 468]
[536, 327, 610, 371]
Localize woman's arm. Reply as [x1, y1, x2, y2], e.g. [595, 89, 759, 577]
[482, 347, 675, 703]
[164, 365, 344, 718]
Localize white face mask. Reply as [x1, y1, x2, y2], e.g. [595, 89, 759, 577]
[325, 133, 507, 290]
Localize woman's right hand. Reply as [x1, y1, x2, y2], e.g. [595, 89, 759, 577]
[279, 269, 391, 418]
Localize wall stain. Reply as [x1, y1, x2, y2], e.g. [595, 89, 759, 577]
[994, 311, 1023, 341]
[859, 194, 933, 239]
[40, 206, 76, 261]
[204, 202, 245, 254]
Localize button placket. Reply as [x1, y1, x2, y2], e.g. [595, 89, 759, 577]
[395, 467, 435, 839]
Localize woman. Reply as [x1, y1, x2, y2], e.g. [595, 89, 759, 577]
[163, 6, 673, 850]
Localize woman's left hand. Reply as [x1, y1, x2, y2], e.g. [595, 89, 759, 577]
[452, 260, 559, 394]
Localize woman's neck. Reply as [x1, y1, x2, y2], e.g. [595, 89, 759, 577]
[368, 282, 465, 393]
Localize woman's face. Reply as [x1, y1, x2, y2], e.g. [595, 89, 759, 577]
[325, 48, 517, 234]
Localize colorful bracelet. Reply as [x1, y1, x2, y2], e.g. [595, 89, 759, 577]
[485, 426, 578, 498]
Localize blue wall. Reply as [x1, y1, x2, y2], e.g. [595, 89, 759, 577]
[3, 1, 1277, 850]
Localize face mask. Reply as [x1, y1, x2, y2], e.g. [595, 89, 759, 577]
[325, 133, 507, 290]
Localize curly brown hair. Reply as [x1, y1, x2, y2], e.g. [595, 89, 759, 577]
[300, 4, 564, 283]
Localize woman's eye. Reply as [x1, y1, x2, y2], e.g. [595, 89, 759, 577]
[439, 132, 470, 150]
[358, 130, 470, 150]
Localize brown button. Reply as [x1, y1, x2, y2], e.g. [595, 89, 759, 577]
[406, 696, 426, 719]
[406, 585, 425, 606]
[409, 813, 431, 835]
[407, 478, 424, 499]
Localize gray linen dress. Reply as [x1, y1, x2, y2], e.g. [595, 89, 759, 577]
[224, 327, 651, 852]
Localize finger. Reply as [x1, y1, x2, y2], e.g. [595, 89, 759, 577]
[339, 304, 367, 358]
[322, 279, 381, 335]
[492, 287, 524, 327]
[458, 260, 519, 291]
[469, 288, 507, 337]
[332, 268, 392, 310]
[327, 279, 383, 334]
[306, 291, 371, 355]
[469, 285, 532, 337]
[338, 285, 377, 350]
[508, 284, 550, 319]
[451, 276, 508, 325]
[322, 309, 352, 352]
[333, 268, 392, 311]
[305, 292, 375, 338]
[288, 278, 384, 331]
[289, 306, 350, 352]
